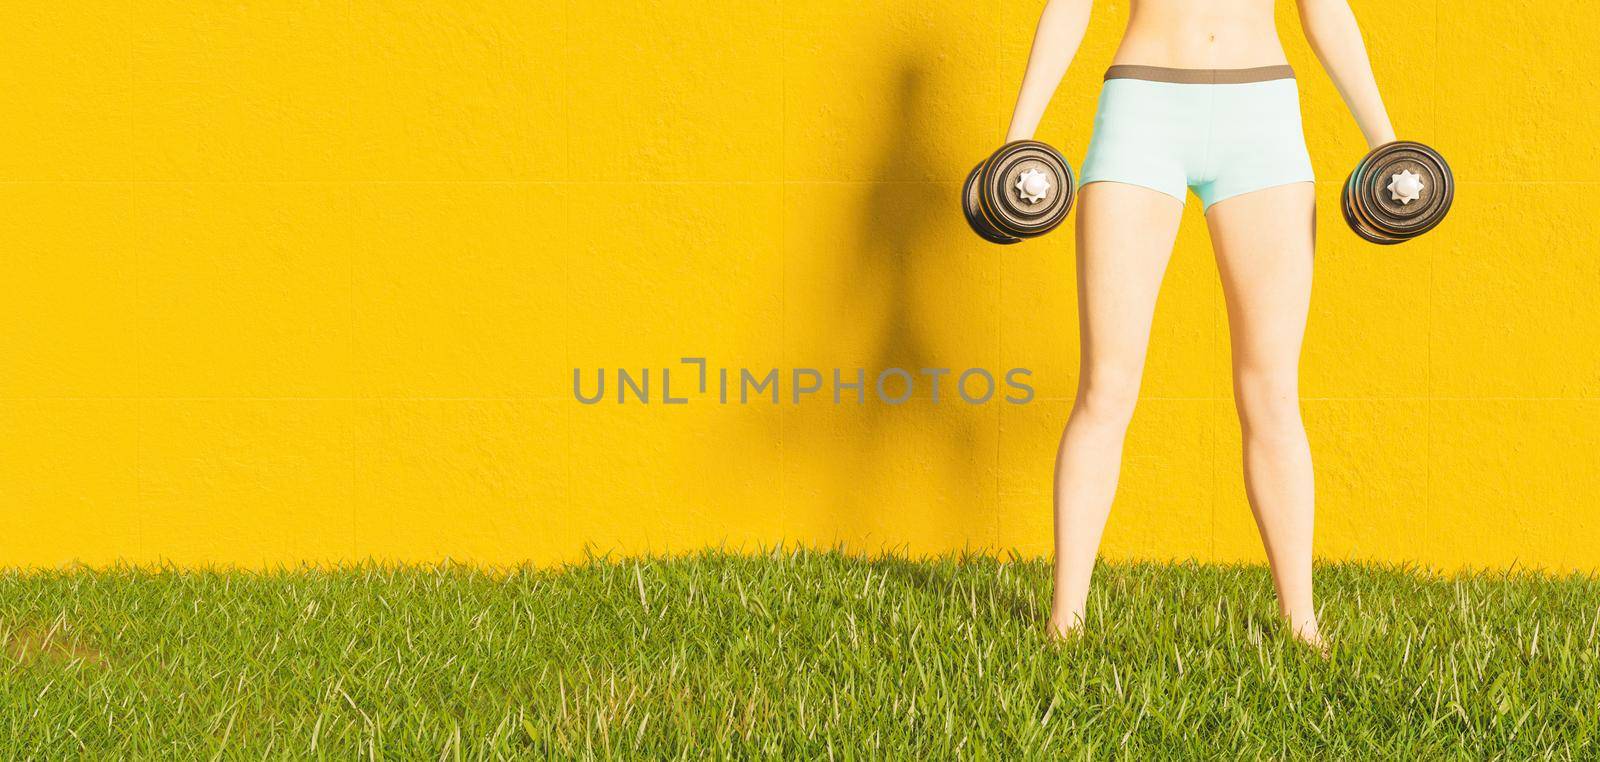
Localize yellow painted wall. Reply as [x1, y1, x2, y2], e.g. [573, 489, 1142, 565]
[3, 1, 1597, 571]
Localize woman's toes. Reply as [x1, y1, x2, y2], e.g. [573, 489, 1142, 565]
[1047, 617, 1082, 643]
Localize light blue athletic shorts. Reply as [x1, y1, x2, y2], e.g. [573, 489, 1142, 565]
[1078, 65, 1315, 212]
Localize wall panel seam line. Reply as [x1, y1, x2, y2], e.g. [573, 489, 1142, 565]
[780, 0, 789, 541]
[1427, 0, 1438, 561]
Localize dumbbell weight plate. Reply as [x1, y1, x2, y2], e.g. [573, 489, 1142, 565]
[977, 141, 1075, 240]
[963, 160, 1022, 245]
[1344, 141, 1453, 244]
[1345, 162, 1407, 244]
[1342, 166, 1402, 245]
[1365, 142, 1453, 238]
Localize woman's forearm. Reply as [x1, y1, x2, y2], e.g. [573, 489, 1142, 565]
[1005, 0, 1094, 143]
[1298, 0, 1396, 148]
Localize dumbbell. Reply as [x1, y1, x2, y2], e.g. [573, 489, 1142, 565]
[1341, 141, 1453, 245]
[962, 141, 1076, 245]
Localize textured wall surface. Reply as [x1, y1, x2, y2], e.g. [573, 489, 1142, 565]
[3, 1, 1597, 570]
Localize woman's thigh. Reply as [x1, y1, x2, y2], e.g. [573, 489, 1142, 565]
[1072, 181, 1185, 389]
[1203, 182, 1316, 380]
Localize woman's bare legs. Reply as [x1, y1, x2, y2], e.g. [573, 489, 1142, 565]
[1049, 181, 1183, 639]
[1204, 182, 1324, 652]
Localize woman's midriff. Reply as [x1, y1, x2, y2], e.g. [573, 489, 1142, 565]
[1110, 0, 1290, 69]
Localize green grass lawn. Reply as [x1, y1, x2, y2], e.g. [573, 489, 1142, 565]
[4, 549, 1598, 758]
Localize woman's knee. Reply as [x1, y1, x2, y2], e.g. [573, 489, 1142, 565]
[1072, 371, 1142, 427]
[1234, 369, 1303, 436]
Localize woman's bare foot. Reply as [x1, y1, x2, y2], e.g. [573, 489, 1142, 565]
[1047, 608, 1084, 642]
[1291, 621, 1330, 659]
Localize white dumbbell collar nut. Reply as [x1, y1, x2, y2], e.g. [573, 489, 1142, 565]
[1015, 168, 1051, 204]
[1388, 169, 1425, 205]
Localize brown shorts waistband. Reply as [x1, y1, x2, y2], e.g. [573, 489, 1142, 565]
[1104, 65, 1295, 84]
